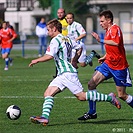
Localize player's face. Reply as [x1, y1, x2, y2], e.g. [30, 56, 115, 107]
[47, 25, 55, 38]
[2, 23, 7, 29]
[57, 9, 65, 19]
[66, 14, 73, 25]
[41, 18, 45, 23]
[99, 16, 110, 30]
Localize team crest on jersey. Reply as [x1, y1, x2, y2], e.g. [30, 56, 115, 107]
[47, 46, 50, 52]
[62, 37, 69, 42]
[82, 29, 85, 32]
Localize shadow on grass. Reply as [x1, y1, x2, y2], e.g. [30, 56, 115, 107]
[48, 118, 132, 126]
[79, 118, 132, 124]
[11, 118, 132, 127]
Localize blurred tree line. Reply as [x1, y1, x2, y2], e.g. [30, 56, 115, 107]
[38, 0, 90, 26]
[37, 0, 106, 29]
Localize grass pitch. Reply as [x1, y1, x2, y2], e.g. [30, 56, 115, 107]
[0, 49, 133, 133]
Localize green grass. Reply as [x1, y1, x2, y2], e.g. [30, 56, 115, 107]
[0, 50, 133, 133]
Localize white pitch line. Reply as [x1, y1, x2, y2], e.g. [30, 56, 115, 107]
[0, 96, 76, 99]
[0, 79, 47, 82]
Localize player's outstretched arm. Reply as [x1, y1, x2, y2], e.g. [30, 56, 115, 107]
[29, 54, 53, 67]
[91, 31, 118, 46]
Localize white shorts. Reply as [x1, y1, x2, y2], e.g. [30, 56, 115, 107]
[72, 42, 86, 63]
[49, 72, 83, 94]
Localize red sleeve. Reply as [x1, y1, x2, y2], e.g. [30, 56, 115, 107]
[110, 26, 121, 44]
[9, 28, 17, 39]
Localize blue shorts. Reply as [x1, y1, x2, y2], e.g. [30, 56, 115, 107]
[95, 62, 132, 87]
[1, 48, 11, 54]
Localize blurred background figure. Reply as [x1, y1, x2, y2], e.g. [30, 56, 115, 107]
[57, 8, 68, 36]
[0, 21, 17, 70]
[6, 21, 14, 30]
[66, 12, 100, 67]
[36, 17, 48, 57]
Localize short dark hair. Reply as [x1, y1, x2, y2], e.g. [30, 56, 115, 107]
[2, 21, 7, 24]
[99, 10, 113, 23]
[66, 12, 74, 18]
[47, 19, 62, 33]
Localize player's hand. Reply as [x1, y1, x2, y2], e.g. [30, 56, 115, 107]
[8, 39, 12, 43]
[91, 32, 100, 42]
[29, 60, 38, 67]
[98, 57, 105, 64]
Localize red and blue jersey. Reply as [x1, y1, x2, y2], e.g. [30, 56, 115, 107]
[104, 24, 129, 70]
[0, 28, 17, 49]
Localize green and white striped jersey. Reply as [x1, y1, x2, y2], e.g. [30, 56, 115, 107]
[67, 21, 86, 42]
[46, 34, 80, 75]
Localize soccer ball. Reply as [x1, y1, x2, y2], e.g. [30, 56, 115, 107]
[6, 105, 21, 120]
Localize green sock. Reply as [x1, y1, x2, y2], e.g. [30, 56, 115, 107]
[86, 91, 112, 102]
[42, 96, 54, 119]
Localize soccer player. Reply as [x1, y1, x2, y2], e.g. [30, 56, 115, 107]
[36, 17, 48, 57]
[66, 12, 100, 67]
[0, 21, 17, 70]
[53, 8, 68, 78]
[78, 10, 133, 121]
[57, 8, 68, 36]
[29, 19, 121, 126]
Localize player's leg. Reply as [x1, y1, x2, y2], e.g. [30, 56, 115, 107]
[7, 48, 13, 66]
[2, 48, 11, 70]
[116, 86, 133, 108]
[9, 57, 13, 66]
[78, 44, 91, 67]
[43, 86, 62, 118]
[75, 89, 121, 108]
[126, 95, 133, 108]
[78, 63, 113, 120]
[113, 68, 133, 108]
[91, 50, 101, 59]
[62, 72, 120, 111]
[75, 90, 121, 122]
[74, 42, 92, 67]
[77, 70, 106, 120]
[30, 86, 61, 125]
[85, 50, 101, 66]
[78, 54, 92, 67]
[30, 76, 64, 125]
[87, 90, 97, 119]
[77, 43, 93, 67]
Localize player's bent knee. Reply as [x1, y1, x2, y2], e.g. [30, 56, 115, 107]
[77, 96, 86, 101]
[75, 92, 86, 101]
[2, 54, 8, 59]
[2, 55, 6, 59]
[79, 63, 86, 67]
[88, 80, 96, 90]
